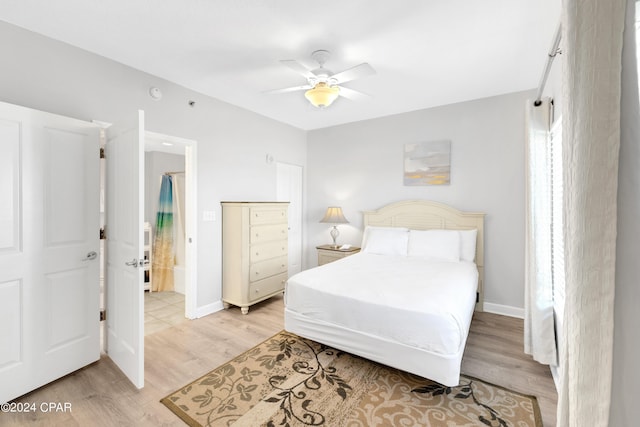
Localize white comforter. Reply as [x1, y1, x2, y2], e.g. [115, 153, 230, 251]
[285, 253, 478, 356]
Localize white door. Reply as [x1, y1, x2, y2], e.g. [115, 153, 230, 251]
[105, 111, 144, 388]
[276, 163, 303, 275]
[0, 102, 100, 403]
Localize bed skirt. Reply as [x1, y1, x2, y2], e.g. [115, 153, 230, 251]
[284, 308, 466, 386]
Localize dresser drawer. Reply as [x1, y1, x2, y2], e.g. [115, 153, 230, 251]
[250, 241, 287, 263]
[250, 256, 287, 282]
[249, 272, 287, 302]
[250, 207, 288, 225]
[250, 223, 288, 245]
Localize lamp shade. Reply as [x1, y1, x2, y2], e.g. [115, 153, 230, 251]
[305, 82, 340, 108]
[320, 207, 349, 224]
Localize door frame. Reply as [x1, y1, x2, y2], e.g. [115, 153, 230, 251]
[145, 131, 198, 319]
[276, 162, 304, 275]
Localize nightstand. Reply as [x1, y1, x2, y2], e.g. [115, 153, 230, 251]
[316, 244, 361, 266]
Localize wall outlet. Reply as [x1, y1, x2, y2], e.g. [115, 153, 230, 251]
[202, 211, 216, 222]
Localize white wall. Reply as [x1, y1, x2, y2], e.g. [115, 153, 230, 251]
[307, 90, 533, 310]
[609, 0, 640, 423]
[0, 21, 307, 313]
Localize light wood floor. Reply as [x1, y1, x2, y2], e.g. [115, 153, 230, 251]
[3, 295, 557, 426]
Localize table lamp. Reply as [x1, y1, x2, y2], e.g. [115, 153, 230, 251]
[320, 206, 349, 248]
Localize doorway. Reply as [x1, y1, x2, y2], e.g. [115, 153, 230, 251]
[144, 131, 198, 326]
[101, 112, 198, 388]
[98, 127, 198, 342]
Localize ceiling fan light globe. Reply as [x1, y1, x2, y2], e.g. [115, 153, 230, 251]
[305, 82, 340, 108]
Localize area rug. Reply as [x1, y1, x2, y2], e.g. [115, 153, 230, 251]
[161, 331, 542, 427]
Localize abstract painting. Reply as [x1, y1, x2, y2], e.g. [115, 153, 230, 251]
[403, 140, 451, 185]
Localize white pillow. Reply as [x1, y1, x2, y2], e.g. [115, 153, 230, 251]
[459, 229, 478, 262]
[361, 226, 409, 256]
[407, 229, 460, 261]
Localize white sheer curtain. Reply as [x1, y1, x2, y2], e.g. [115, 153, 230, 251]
[557, 0, 626, 425]
[524, 98, 558, 366]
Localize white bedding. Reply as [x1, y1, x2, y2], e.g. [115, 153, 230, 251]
[284, 252, 479, 356]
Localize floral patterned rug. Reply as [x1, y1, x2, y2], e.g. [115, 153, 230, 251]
[161, 331, 542, 427]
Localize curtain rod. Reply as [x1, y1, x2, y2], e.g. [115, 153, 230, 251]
[165, 171, 185, 175]
[534, 23, 562, 107]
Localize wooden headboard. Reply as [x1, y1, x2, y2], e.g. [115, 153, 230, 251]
[363, 200, 486, 312]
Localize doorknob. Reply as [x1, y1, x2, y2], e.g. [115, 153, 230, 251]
[82, 251, 98, 261]
[125, 258, 139, 267]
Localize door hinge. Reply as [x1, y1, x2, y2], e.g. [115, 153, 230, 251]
[100, 147, 105, 159]
[100, 310, 106, 321]
[100, 227, 106, 240]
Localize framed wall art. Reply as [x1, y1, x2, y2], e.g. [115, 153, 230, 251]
[403, 140, 451, 186]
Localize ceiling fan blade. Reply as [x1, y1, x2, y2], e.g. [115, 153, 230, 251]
[331, 63, 376, 84]
[338, 86, 371, 101]
[280, 60, 317, 80]
[263, 85, 312, 95]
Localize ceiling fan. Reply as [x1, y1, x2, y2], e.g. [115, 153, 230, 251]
[266, 50, 376, 108]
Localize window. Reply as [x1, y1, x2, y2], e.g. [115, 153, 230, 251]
[525, 100, 564, 368]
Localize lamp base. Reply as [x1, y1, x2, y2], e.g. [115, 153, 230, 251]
[330, 225, 339, 248]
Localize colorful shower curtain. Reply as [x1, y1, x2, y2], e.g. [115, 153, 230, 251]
[152, 175, 174, 292]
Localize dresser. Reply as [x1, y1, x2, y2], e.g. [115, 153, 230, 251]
[221, 202, 289, 314]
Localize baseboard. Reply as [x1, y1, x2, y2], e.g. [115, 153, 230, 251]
[195, 301, 224, 318]
[483, 302, 524, 319]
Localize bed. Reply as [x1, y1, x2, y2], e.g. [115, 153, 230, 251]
[284, 200, 485, 386]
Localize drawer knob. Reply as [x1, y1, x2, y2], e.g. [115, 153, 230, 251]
[256, 252, 259, 256]
[255, 271, 259, 275]
[255, 288, 259, 293]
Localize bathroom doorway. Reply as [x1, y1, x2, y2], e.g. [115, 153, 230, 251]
[144, 131, 197, 331]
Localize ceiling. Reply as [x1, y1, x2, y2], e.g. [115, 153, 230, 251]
[0, 0, 560, 130]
